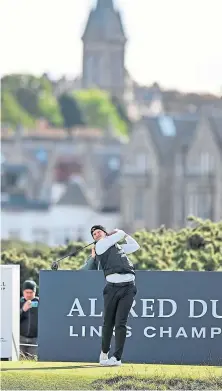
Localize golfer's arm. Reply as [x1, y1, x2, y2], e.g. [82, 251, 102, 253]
[121, 235, 140, 254]
[95, 230, 126, 255]
[80, 256, 97, 270]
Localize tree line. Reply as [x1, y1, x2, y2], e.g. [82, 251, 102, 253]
[1, 74, 131, 137]
[1, 217, 222, 293]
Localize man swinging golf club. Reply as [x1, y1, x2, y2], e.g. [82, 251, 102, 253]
[88, 225, 140, 367]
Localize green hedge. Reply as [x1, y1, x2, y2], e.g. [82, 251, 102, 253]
[1, 217, 222, 293]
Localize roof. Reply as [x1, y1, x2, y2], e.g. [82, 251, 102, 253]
[141, 113, 222, 165]
[1, 127, 104, 141]
[141, 115, 196, 164]
[1, 163, 28, 174]
[82, 0, 126, 43]
[56, 180, 89, 207]
[1, 194, 50, 211]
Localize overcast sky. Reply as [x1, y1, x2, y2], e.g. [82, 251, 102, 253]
[1, 0, 221, 95]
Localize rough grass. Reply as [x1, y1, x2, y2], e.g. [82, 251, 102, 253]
[1, 361, 222, 390]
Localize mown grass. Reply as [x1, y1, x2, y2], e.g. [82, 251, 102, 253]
[1, 361, 222, 390]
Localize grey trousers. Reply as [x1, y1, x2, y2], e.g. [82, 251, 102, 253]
[20, 336, 38, 357]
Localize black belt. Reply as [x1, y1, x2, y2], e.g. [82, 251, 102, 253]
[106, 280, 135, 287]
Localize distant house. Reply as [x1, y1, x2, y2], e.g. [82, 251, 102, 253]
[120, 112, 222, 232]
[1, 132, 122, 245]
[1, 176, 120, 245]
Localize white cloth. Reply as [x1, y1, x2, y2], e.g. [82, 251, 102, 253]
[95, 229, 140, 283]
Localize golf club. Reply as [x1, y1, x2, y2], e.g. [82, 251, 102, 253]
[51, 241, 95, 270]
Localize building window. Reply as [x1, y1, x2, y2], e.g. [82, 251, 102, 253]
[32, 229, 49, 244]
[186, 192, 198, 217]
[8, 230, 20, 240]
[110, 51, 122, 86]
[94, 55, 101, 85]
[186, 192, 212, 219]
[108, 157, 120, 171]
[200, 152, 214, 174]
[85, 52, 103, 86]
[158, 116, 176, 136]
[124, 196, 132, 224]
[187, 152, 215, 175]
[134, 189, 144, 220]
[174, 194, 183, 226]
[85, 55, 95, 85]
[123, 153, 149, 175]
[198, 192, 212, 219]
[53, 229, 64, 246]
[136, 153, 148, 173]
[53, 228, 75, 246]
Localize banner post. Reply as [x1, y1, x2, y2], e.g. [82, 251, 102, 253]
[0, 265, 20, 361]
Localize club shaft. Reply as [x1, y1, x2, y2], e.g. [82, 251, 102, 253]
[56, 242, 95, 263]
[57, 251, 76, 263]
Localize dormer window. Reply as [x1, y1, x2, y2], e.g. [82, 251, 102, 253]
[123, 153, 149, 175]
[186, 152, 215, 175]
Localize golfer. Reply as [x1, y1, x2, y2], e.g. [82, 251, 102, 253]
[87, 225, 140, 366]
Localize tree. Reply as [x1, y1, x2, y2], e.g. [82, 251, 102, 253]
[58, 94, 85, 129]
[1, 74, 64, 129]
[74, 89, 128, 137]
[1, 90, 35, 128]
[16, 87, 40, 118]
[111, 95, 131, 127]
[38, 91, 63, 127]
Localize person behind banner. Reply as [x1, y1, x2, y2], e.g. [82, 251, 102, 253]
[81, 225, 140, 366]
[20, 280, 39, 357]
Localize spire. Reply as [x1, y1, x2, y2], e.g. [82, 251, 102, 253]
[96, 0, 114, 8]
[82, 0, 126, 43]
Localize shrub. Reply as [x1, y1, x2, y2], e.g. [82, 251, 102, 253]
[1, 217, 222, 292]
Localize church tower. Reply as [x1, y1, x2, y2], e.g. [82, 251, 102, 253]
[81, 0, 127, 99]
